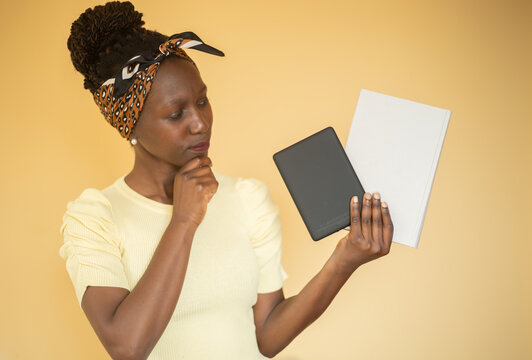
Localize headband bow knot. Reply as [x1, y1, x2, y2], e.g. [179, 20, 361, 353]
[93, 31, 224, 140]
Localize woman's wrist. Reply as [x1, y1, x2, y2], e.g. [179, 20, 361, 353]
[326, 236, 360, 278]
[167, 218, 199, 238]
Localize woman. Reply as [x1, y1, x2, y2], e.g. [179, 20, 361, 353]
[59, 1, 394, 359]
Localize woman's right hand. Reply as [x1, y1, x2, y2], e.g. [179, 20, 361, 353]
[171, 155, 219, 227]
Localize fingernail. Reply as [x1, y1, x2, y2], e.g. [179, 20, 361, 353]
[382, 201, 388, 208]
[374, 193, 380, 200]
[354, 195, 358, 203]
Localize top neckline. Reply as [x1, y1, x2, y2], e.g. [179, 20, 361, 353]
[112, 170, 223, 214]
[114, 174, 174, 213]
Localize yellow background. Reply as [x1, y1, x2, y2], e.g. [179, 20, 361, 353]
[1, 0, 530, 359]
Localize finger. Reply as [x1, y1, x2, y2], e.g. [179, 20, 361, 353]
[188, 176, 217, 194]
[194, 175, 218, 186]
[208, 180, 219, 198]
[361, 192, 373, 243]
[182, 158, 215, 179]
[371, 192, 384, 248]
[381, 201, 394, 251]
[185, 164, 214, 178]
[195, 156, 212, 168]
[198, 156, 213, 168]
[349, 195, 362, 238]
[199, 178, 219, 199]
[180, 156, 212, 173]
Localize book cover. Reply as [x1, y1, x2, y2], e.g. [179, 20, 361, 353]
[344, 89, 451, 248]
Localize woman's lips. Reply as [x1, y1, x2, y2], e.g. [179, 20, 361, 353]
[188, 142, 210, 152]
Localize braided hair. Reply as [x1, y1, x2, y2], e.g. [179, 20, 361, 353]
[67, 1, 168, 95]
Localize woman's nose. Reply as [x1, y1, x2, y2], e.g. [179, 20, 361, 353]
[189, 108, 209, 133]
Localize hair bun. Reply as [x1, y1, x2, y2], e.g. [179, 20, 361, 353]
[67, 1, 146, 92]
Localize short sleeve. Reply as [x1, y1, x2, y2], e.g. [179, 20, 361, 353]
[58, 188, 130, 307]
[235, 177, 288, 294]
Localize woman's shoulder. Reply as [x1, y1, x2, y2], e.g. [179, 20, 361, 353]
[60, 187, 115, 235]
[63, 187, 112, 214]
[213, 170, 270, 199]
[218, 172, 278, 225]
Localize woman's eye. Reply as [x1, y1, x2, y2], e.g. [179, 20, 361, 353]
[199, 97, 209, 106]
[169, 112, 183, 120]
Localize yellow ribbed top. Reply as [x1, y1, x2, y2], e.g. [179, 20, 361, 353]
[58, 170, 288, 359]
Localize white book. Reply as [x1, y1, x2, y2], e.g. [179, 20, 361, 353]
[344, 89, 451, 248]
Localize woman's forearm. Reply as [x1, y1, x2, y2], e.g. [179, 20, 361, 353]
[257, 236, 355, 358]
[109, 220, 197, 359]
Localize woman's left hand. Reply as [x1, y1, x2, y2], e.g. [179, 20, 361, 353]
[334, 192, 394, 273]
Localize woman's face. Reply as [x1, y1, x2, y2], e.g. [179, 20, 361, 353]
[131, 56, 212, 167]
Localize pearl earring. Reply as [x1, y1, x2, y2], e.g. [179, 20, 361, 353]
[131, 138, 137, 145]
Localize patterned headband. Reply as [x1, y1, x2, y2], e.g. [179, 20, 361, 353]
[93, 31, 224, 140]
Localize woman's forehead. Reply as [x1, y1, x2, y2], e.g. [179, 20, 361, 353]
[140, 63, 204, 114]
[151, 58, 204, 97]
[158, 56, 199, 79]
